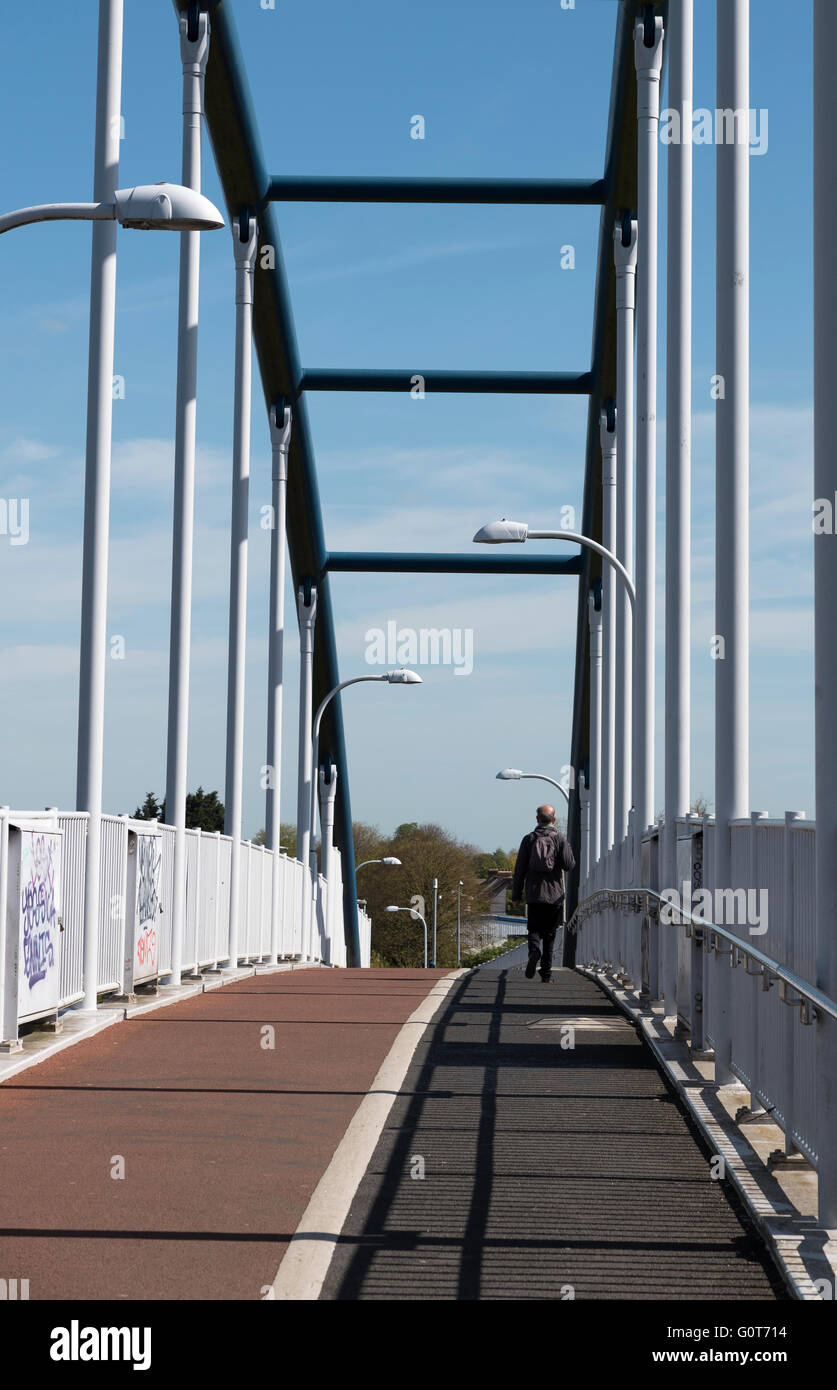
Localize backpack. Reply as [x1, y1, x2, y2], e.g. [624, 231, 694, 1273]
[530, 829, 559, 873]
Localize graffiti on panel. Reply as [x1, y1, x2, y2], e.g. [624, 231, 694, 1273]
[20, 832, 58, 991]
[135, 835, 161, 977]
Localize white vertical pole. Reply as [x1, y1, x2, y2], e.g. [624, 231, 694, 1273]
[224, 214, 258, 970]
[587, 591, 603, 865]
[77, 0, 123, 1011]
[296, 585, 318, 869]
[432, 875, 438, 966]
[714, 0, 750, 1087]
[613, 219, 637, 847]
[814, 0, 837, 1226]
[266, 405, 291, 963]
[634, 12, 664, 875]
[600, 411, 617, 859]
[663, 0, 692, 1016]
[320, 764, 338, 964]
[580, 774, 590, 887]
[165, 12, 210, 988]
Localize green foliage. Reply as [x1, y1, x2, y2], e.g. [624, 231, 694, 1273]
[460, 940, 515, 967]
[250, 823, 298, 855]
[133, 786, 225, 833]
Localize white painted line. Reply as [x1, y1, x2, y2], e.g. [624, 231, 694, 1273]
[269, 969, 469, 1302]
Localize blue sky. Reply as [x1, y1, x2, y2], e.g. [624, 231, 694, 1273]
[0, 0, 815, 850]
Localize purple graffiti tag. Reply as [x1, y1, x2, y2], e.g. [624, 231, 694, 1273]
[21, 834, 57, 991]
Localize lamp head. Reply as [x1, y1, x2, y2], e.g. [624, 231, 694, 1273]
[382, 856, 402, 866]
[496, 768, 523, 781]
[473, 518, 529, 544]
[385, 905, 401, 913]
[114, 182, 225, 231]
[385, 668, 422, 684]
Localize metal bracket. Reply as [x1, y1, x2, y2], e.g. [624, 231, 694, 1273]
[187, 0, 201, 43]
[642, 3, 657, 47]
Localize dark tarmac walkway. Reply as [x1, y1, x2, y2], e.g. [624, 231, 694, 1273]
[321, 951, 786, 1300]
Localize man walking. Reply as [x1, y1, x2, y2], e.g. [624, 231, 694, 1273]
[511, 805, 576, 982]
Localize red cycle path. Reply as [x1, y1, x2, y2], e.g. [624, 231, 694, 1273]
[0, 968, 450, 1301]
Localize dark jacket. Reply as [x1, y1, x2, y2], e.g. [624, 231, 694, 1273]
[512, 824, 576, 906]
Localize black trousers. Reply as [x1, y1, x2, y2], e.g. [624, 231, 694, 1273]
[526, 901, 563, 976]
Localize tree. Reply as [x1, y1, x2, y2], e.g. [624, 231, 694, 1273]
[251, 823, 298, 855]
[133, 786, 225, 832]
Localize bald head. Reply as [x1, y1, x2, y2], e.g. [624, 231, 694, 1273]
[536, 804, 556, 825]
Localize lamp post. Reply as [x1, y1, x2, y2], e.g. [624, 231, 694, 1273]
[431, 876, 438, 967]
[356, 857, 402, 870]
[385, 905, 428, 969]
[309, 669, 422, 864]
[475, 521, 638, 878]
[457, 879, 464, 965]
[166, 9, 212, 989]
[0, 185, 225, 237]
[495, 768, 571, 809]
[306, 670, 421, 959]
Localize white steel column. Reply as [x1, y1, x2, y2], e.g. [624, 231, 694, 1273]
[634, 13, 664, 865]
[613, 219, 637, 845]
[663, 0, 692, 1015]
[600, 409, 617, 858]
[296, 584, 318, 868]
[224, 214, 258, 970]
[814, 0, 837, 1226]
[714, 0, 750, 1086]
[266, 404, 291, 964]
[77, 0, 123, 1010]
[165, 11, 210, 986]
[588, 591, 603, 865]
[580, 774, 590, 886]
[319, 763, 338, 963]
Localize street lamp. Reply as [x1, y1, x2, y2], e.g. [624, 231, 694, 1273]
[0, 183, 225, 236]
[306, 669, 422, 868]
[356, 857, 402, 870]
[475, 519, 639, 880]
[386, 905, 428, 968]
[496, 768, 571, 808]
[457, 879, 464, 965]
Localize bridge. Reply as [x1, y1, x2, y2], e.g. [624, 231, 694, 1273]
[0, 0, 835, 1338]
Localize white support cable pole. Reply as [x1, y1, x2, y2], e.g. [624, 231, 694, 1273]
[714, 0, 750, 1086]
[814, 0, 837, 1226]
[319, 764, 338, 963]
[600, 410, 617, 857]
[580, 775, 590, 887]
[296, 585, 318, 870]
[587, 591, 603, 865]
[266, 404, 291, 964]
[613, 219, 637, 847]
[165, 11, 210, 987]
[77, 0, 123, 1011]
[634, 13, 664, 871]
[223, 213, 258, 970]
[663, 0, 692, 1018]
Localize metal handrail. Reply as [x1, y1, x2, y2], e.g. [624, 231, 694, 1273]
[569, 885, 837, 1025]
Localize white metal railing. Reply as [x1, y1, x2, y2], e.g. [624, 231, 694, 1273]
[573, 813, 832, 1174]
[0, 807, 369, 1045]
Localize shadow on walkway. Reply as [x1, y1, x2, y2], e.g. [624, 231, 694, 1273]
[321, 964, 788, 1301]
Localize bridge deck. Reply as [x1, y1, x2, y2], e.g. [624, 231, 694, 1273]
[321, 951, 786, 1300]
[0, 958, 787, 1300]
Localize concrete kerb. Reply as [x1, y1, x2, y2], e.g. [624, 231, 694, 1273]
[577, 964, 837, 1301]
[269, 968, 470, 1301]
[0, 961, 325, 1085]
